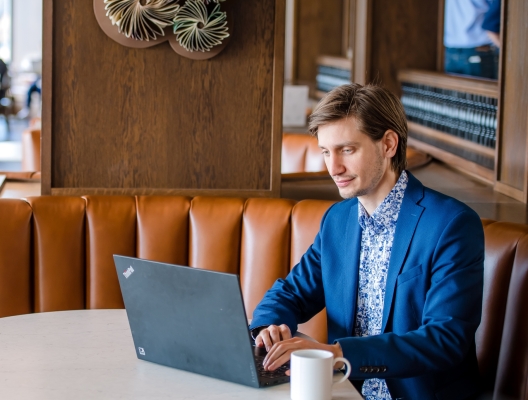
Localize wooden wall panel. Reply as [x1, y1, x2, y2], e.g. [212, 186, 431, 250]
[367, 0, 439, 95]
[495, 0, 528, 202]
[294, 0, 343, 86]
[43, 0, 284, 196]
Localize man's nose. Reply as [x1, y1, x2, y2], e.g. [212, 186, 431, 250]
[326, 155, 344, 176]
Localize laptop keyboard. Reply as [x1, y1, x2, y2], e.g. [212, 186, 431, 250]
[253, 354, 290, 379]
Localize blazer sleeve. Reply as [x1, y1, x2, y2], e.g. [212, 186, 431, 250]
[249, 208, 331, 335]
[337, 209, 485, 379]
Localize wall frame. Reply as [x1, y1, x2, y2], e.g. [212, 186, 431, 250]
[41, 0, 285, 197]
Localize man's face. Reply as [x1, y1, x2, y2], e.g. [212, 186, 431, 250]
[317, 117, 391, 200]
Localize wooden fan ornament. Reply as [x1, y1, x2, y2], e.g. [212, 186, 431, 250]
[93, 0, 232, 59]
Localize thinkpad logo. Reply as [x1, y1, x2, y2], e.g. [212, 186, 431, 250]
[123, 266, 134, 279]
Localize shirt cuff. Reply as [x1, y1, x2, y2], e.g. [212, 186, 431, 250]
[249, 325, 268, 341]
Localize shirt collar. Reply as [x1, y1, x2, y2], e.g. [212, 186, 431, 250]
[358, 171, 408, 234]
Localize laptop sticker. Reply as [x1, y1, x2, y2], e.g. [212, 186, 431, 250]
[123, 266, 135, 279]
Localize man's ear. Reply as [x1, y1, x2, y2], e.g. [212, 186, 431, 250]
[382, 130, 398, 158]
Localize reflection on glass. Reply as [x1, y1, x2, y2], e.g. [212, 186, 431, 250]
[443, 0, 501, 80]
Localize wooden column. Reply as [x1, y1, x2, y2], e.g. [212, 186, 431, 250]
[42, 0, 285, 197]
[494, 0, 528, 203]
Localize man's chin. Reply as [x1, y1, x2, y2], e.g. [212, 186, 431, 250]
[338, 184, 371, 199]
[338, 188, 357, 199]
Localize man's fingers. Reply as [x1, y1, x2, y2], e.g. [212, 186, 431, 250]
[279, 324, 292, 340]
[262, 338, 325, 371]
[260, 330, 273, 351]
[264, 338, 301, 370]
[256, 324, 292, 354]
[269, 325, 282, 345]
[266, 348, 292, 371]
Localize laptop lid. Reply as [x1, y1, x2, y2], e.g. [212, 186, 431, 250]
[114, 255, 276, 388]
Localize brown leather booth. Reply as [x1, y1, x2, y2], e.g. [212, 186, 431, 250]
[21, 127, 41, 172]
[0, 196, 526, 399]
[282, 132, 326, 175]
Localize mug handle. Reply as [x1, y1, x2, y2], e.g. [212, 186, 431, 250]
[333, 357, 352, 384]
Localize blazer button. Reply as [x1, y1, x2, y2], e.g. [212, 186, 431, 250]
[359, 367, 367, 373]
[368, 367, 375, 373]
[381, 366, 387, 372]
[373, 367, 380, 373]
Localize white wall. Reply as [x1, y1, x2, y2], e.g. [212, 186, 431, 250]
[11, 0, 42, 72]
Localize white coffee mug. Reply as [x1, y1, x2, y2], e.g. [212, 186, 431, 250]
[290, 349, 351, 400]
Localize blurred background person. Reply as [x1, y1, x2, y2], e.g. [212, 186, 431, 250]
[444, 0, 499, 79]
[16, 55, 41, 120]
[0, 57, 8, 100]
[482, 0, 501, 47]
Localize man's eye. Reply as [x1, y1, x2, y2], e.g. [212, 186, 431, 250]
[343, 148, 353, 154]
[321, 150, 329, 156]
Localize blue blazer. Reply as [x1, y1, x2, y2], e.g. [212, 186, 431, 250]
[251, 173, 484, 400]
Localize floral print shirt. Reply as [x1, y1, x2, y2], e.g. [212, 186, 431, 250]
[354, 171, 408, 400]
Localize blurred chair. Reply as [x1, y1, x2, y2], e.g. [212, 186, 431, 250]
[29, 117, 41, 129]
[21, 128, 41, 172]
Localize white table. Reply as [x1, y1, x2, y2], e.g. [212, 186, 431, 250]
[0, 310, 362, 399]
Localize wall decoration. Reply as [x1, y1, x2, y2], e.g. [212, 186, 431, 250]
[173, 0, 229, 52]
[93, 0, 233, 59]
[104, 0, 180, 41]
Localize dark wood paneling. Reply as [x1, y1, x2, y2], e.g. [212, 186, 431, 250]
[43, 0, 283, 196]
[496, 0, 528, 201]
[294, 0, 343, 85]
[368, 0, 439, 95]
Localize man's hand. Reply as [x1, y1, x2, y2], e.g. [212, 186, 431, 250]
[262, 337, 344, 375]
[255, 324, 292, 352]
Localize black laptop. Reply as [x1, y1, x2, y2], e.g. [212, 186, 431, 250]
[113, 255, 290, 388]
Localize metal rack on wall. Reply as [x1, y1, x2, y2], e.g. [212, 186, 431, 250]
[398, 69, 499, 183]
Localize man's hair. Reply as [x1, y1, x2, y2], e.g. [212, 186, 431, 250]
[308, 83, 408, 174]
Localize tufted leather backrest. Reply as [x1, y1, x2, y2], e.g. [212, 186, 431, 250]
[477, 220, 528, 393]
[27, 196, 86, 312]
[0, 199, 32, 317]
[290, 200, 335, 343]
[21, 128, 41, 172]
[493, 233, 528, 400]
[136, 196, 191, 265]
[0, 196, 333, 333]
[282, 133, 326, 174]
[240, 198, 295, 319]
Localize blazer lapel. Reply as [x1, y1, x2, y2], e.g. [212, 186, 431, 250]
[381, 173, 424, 332]
[343, 200, 361, 336]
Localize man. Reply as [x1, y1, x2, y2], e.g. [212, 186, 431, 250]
[444, 0, 499, 79]
[249, 84, 484, 399]
[0, 58, 8, 100]
[482, 0, 501, 48]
